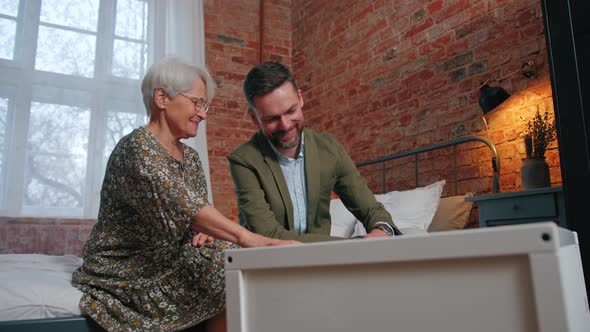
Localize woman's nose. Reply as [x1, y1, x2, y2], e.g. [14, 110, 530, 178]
[197, 108, 207, 120]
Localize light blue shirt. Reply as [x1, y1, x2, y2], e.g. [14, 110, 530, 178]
[271, 133, 307, 234]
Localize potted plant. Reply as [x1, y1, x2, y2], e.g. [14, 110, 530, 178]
[521, 110, 556, 190]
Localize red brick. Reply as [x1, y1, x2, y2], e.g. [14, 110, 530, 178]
[437, 0, 471, 21]
[427, 0, 444, 14]
[404, 18, 434, 39]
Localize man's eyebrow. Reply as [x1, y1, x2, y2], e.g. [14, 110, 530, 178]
[261, 114, 277, 120]
[261, 103, 298, 120]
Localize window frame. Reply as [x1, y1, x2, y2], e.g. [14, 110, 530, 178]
[0, 0, 151, 218]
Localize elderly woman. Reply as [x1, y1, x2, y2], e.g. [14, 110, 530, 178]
[72, 58, 297, 332]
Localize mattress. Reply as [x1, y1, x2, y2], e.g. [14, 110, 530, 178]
[0, 254, 83, 321]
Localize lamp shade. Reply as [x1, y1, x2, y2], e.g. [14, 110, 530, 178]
[479, 83, 511, 114]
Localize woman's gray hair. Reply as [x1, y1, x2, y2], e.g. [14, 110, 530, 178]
[141, 57, 217, 117]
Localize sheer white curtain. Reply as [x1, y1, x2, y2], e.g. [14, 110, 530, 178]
[152, 0, 212, 204]
[0, 0, 210, 219]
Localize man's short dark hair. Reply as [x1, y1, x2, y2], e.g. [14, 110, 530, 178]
[243, 61, 298, 111]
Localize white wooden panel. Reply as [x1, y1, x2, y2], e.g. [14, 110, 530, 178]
[225, 223, 590, 332]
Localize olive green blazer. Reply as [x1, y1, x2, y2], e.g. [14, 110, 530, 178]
[227, 128, 393, 242]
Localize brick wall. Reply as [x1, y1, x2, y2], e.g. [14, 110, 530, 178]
[290, 0, 560, 196]
[204, 0, 292, 219]
[2, 0, 561, 253]
[0, 217, 93, 256]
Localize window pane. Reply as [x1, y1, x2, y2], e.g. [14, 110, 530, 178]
[24, 102, 90, 211]
[0, 0, 19, 16]
[40, 0, 98, 32]
[104, 112, 140, 158]
[96, 106, 145, 191]
[112, 39, 146, 79]
[115, 0, 148, 40]
[0, 98, 7, 205]
[0, 97, 6, 143]
[35, 26, 96, 77]
[104, 100, 146, 159]
[0, 97, 6, 152]
[0, 18, 16, 60]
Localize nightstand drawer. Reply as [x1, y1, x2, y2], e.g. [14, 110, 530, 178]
[478, 194, 556, 221]
[466, 187, 566, 228]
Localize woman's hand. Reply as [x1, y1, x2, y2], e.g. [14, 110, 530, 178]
[239, 231, 300, 248]
[191, 205, 300, 248]
[191, 232, 214, 247]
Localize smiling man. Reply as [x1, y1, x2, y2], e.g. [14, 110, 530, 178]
[227, 62, 400, 242]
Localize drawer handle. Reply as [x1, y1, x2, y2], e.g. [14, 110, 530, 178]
[512, 204, 519, 211]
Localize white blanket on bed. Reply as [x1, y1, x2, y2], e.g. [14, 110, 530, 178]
[0, 254, 83, 321]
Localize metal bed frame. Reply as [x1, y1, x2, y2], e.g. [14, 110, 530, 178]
[0, 316, 206, 331]
[0, 316, 103, 332]
[356, 136, 500, 194]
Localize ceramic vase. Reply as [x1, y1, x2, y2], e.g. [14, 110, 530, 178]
[521, 157, 550, 190]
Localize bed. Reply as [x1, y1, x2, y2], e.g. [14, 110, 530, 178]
[0, 136, 500, 331]
[0, 254, 102, 331]
[0, 254, 207, 331]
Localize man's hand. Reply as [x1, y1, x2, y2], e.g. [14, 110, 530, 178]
[191, 232, 215, 247]
[363, 228, 390, 239]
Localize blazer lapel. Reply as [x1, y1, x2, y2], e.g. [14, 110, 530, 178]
[256, 132, 295, 231]
[304, 129, 320, 229]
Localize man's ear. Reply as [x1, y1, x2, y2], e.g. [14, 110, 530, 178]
[297, 89, 305, 109]
[153, 88, 167, 109]
[248, 108, 261, 128]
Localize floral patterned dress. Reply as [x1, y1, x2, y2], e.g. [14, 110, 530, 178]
[72, 127, 237, 332]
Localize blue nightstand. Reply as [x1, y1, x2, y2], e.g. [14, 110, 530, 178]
[465, 187, 566, 228]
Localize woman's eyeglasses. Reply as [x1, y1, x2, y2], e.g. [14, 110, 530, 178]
[179, 92, 211, 113]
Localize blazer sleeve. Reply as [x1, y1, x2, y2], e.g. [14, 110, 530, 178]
[228, 152, 340, 243]
[331, 138, 395, 231]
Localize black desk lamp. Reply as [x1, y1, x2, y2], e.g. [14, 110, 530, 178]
[478, 61, 537, 114]
[479, 83, 511, 114]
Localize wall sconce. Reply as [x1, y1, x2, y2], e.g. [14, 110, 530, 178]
[479, 61, 538, 114]
[479, 83, 511, 114]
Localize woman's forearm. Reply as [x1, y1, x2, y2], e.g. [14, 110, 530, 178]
[191, 205, 249, 245]
[192, 205, 301, 248]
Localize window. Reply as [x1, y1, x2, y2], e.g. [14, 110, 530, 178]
[0, 0, 207, 219]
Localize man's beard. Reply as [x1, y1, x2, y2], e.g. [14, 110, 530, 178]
[268, 126, 302, 150]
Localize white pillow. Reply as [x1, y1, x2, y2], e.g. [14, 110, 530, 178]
[329, 180, 445, 237]
[377, 180, 446, 231]
[329, 198, 359, 237]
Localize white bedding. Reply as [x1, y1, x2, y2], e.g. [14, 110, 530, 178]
[0, 254, 83, 321]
